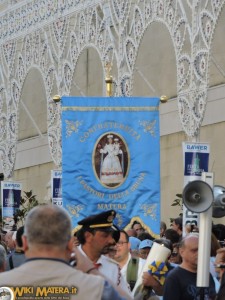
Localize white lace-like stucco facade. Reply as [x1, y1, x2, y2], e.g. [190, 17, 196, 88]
[0, 0, 225, 181]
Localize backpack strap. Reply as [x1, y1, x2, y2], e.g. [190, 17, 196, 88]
[126, 257, 139, 291]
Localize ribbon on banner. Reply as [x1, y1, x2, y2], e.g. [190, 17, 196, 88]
[62, 97, 160, 236]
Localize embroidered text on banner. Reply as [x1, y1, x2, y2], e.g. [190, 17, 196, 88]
[62, 97, 160, 236]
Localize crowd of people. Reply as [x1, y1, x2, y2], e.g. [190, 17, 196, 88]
[0, 206, 225, 300]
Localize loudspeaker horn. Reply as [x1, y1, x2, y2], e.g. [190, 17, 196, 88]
[213, 185, 225, 218]
[183, 180, 214, 213]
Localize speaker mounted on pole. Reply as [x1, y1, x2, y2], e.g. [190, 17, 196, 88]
[213, 185, 225, 218]
[183, 180, 214, 213]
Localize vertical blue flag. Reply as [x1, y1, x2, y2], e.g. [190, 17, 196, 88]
[62, 97, 160, 236]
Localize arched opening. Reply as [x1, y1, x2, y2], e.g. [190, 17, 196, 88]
[70, 47, 104, 97]
[133, 22, 177, 99]
[18, 68, 47, 141]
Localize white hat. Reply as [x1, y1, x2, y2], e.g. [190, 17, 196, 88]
[107, 134, 113, 139]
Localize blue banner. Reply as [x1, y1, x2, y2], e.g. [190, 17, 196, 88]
[62, 97, 160, 236]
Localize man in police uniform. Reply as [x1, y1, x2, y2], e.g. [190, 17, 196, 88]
[77, 210, 132, 297]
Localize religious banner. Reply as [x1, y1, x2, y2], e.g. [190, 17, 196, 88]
[1, 181, 22, 231]
[182, 142, 210, 230]
[51, 170, 62, 207]
[62, 97, 160, 236]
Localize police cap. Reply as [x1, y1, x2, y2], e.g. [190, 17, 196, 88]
[78, 210, 120, 242]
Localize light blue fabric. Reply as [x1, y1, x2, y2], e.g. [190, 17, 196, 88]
[61, 97, 160, 235]
[139, 239, 153, 249]
[129, 237, 141, 250]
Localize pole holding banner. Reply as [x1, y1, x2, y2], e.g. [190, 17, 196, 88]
[160, 95, 168, 103]
[105, 62, 113, 97]
[53, 95, 61, 103]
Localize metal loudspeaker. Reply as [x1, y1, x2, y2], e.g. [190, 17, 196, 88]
[183, 180, 214, 213]
[213, 185, 225, 218]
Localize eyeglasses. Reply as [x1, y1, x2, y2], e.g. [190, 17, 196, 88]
[214, 264, 225, 269]
[117, 241, 128, 245]
[171, 252, 178, 257]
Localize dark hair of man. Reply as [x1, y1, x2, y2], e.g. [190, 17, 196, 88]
[160, 221, 167, 231]
[131, 221, 141, 229]
[16, 226, 24, 248]
[164, 229, 180, 244]
[120, 230, 129, 242]
[76, 227, 96, 245]
[137, 232, 154, 241]
[24, 205, 71, 249]
[174, 217, 183, 231]
[212, 224, 225, 241]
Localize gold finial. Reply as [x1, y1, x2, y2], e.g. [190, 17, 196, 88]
[160, 95, 168, 103]
[105, 62, 113, 97]
[53, 95, 61, 103]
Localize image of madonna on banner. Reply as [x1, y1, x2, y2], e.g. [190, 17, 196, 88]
[99, 134, 124, 186]
[61, 97, 160, 237]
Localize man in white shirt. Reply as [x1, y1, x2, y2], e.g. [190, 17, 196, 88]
[77, 210, 132, 297]
[114, 230, 145, 291]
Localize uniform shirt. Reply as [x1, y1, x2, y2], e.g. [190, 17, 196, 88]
[79, 245, 132, 297]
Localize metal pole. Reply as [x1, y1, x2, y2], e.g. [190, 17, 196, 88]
[197, 173, 213, 288]
[105, 63, 113, 97]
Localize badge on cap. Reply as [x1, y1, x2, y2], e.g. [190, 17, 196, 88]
[107, 211, 115, 223]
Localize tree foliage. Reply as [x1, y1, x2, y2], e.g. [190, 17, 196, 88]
[14, 190, 39, 224]
[171, 193, 182, 208]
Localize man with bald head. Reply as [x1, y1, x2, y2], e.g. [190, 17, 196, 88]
[163, 233, 216, 300]
[0, 205, 130, 300]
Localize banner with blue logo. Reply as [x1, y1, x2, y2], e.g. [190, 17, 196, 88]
[183, 143, 210, 177]
[51, 170, 62, 207]
[182, 142, 210, 229]
[62, 97, 160, 236]
[1, 181, 22, 231]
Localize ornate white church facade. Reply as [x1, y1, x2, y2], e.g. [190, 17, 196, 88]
[1, 0, 225, 224]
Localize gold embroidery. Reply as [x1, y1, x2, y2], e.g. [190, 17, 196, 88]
[65, 120, 83, 137]
[139, 120, 156, 136]
[62, 106, 158, 112]
[141, 203, 157, 220]
[66, 204, 83, 217]
[115, 213, 123, 227]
